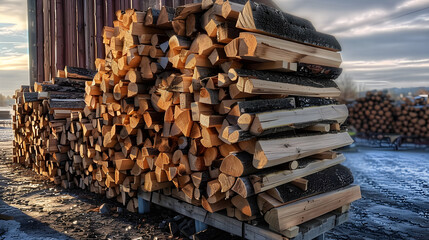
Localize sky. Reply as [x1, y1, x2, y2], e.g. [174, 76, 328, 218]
[0, 0, 428, 96]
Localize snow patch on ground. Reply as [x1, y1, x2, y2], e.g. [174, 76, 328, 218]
[0, 220, 60, 240]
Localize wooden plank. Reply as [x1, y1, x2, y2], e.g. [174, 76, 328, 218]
[87, 0, 96, 69]
[253, 132, 353, 169]
[139, 191, 285, 239]
[244, 78, 341, 98]
[95, 0, 105, 59]
[238, 32, 342, 68]
[250, 105, 349, 136]
[105, 0, 114, 27]
[36, 0, 44, 83]
[77, 0, 86, 68]
[251, 154, 346, 193]
[83, 0, 90, 69]
[265, 185, 361, 231]
[43, 0, 51, 82]
[50, 0, 56, 80]
[27, 0, 37, 86]
[70, 0, 77, 66]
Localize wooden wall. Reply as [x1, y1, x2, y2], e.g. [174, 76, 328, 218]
[27, 0, 197, 85]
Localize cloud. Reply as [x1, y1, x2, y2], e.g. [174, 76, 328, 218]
[0, 0, 28, 30]
[334, 13, 429, 37]
[323, 0, 429, 34]
[0, 54, 28, 70]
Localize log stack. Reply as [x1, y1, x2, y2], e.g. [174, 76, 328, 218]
[13, 1, 360, 237]
[348, 91, 429, 138]
[348, 91, 396, 135]
[393, 96, 429, 138]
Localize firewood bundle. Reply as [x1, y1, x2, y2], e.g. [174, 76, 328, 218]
[348, 91, 396, 134]
[12, 67, 92, 180]
[13, 1, 361, 236]
[393, 96, 429, 138]
[349, 91, 429, 138]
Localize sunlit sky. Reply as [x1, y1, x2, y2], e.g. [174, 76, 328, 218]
[0, 0, 428, 96]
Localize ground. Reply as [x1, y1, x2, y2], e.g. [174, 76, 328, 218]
[327, 147, 429, 240]
[1, 127, 428, 240]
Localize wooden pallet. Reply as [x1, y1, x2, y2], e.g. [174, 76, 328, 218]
[138, 191, 349, 240]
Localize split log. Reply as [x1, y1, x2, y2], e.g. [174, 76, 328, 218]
[253, 132, 353, 169]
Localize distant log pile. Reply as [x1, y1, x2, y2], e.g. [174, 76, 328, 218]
[13, 1, 360, 238]
[393, 96, 429, 138]
[348, 91, 395, 134]
[349, 91, 429, 138]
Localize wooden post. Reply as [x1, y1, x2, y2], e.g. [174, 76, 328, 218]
[70, 0, 77, 66]
[43, 0, 51, 82]
[55, 0, 65, 72]
[27, 0, 37, 86]
[105, 0, 114, 28]
[36, 0, 44, 83]
[77, 0, 86, 68]
[138, 196, 151, 214]
[50, 0, 56, 80]
[95, 0, 105, 59]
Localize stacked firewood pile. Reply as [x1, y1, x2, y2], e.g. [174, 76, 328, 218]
[348, 91, 429, 138]
[13, 1, 360, 236]
[393, 96, 429, 137]
[348, 91, 396, 134]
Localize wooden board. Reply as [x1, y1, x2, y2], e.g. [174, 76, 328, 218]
[250, 105, 348, 135]
[139, 191, 285, 239]
[251, 154, 346, 193]
[265, 185, 360, 231]
[238, 32, 342, 68]
[139, 190, 350, 240]
[253, 132, 353, 169]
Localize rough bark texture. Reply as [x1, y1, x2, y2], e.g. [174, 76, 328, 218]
[23, 92, 40, 102]
[236, 97, 296, 114]
[245, 1, 341, 51]
[49, 100, 86, 109]
[233, 68, 339, 88]
[41, 84, 85, 93]
[294, 96, 338, 108]
[65, 66, 97, 79]
[275, 164, 354, 203]
[296, 63, 342, 80]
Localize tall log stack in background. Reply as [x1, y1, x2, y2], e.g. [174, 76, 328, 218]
[348, 91, 429, 139]
[13, 1, 360, 236]
[393, 96, 429, 138]
[348, 91, 396, 135]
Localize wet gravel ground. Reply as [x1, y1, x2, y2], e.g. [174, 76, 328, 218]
[327, 147, 429, 240]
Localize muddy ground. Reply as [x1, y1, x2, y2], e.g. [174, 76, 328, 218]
[1, 128, 428, 239]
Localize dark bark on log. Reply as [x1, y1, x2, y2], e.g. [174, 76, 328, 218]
[53, 77, 87, 88]
[235, 97, 296, 114]
[240, 1, 341, 51]
[274, 164, 354, 203]
[23, 92, 40, 102]
[21, 85, 30, 92]
[49, 100, 86, 110]
[294, 96, 338, 108]
[296, 63, 342, 80]
[65, 66, 97, 80]
[231, 68, 339, 88]
[41, 84, 85, 93]
[49, 91, 85, 99]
